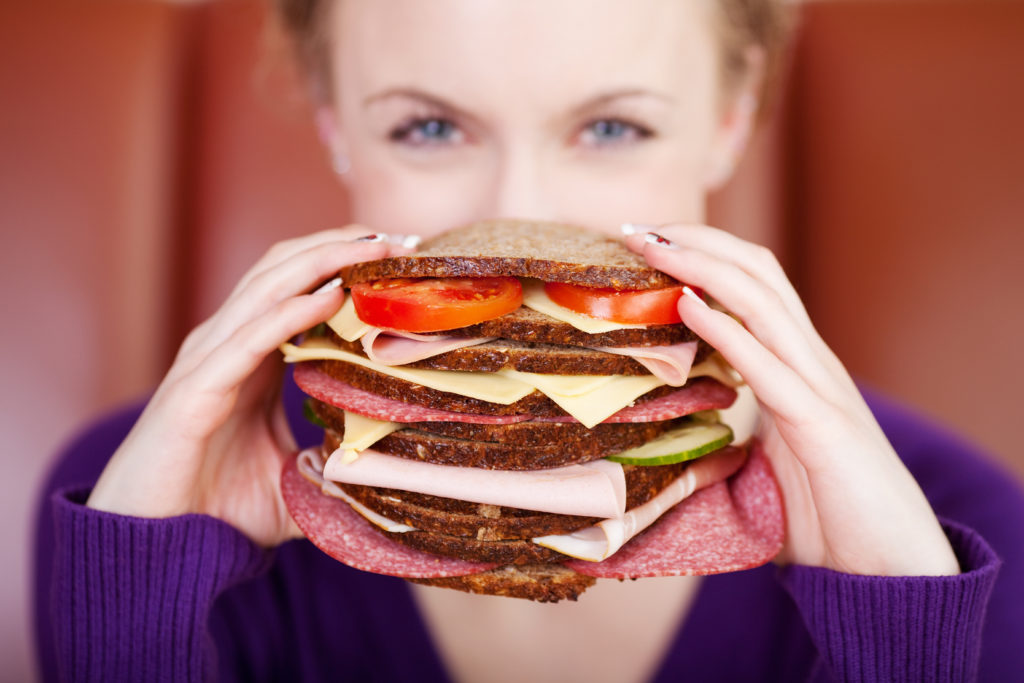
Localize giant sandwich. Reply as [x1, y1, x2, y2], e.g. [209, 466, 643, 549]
[280, 221, 783, 601]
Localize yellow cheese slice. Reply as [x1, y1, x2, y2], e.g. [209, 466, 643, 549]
[689, 354, 743, 388]
[326, 297, 373, 342]
[338, 412, 401, 452]
[281, 339, 674, 425]
[506, 372, 615, 398]
[281, 339, 535, 404]
[504, 370, 664, 428]
[520, 280, 647, 334]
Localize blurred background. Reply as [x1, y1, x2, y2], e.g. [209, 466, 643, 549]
[2, 0, 1023, 679]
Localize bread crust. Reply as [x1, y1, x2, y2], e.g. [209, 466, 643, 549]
[341, 220, 678, 290]
[409, 563, 596, 602]
[385, 528, 568, 564]
[315, 402, 691, 469]
[443, 307, 696, 347]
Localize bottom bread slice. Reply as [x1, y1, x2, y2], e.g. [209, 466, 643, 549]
[410, 563, 596, 602]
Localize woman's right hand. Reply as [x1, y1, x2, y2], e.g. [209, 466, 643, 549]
[87, 226, 413, 547]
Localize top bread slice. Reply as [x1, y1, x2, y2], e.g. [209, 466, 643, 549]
[341, 220, 678, 290]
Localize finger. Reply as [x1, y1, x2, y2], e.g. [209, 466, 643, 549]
[283, 513, 307, 542]
[230, 227, 421, 299]
[624, 225, 854, 393]
[230, 239, 388, 322]
[676, 291, 825, 431]
[656, 225, 858, 393]
[669, 226, 809, 323]
[230, 225, 377, 297]
[643, 240, 843, 401]
[182, 239, 390, 369]
[685, 444, 749, 490]
[185, 288, 345, 400]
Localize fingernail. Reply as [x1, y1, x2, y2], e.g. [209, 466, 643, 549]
[389, 234, 422, 249]
[644, 232, 679, 250]
[313, 277, 343, 295]
[353, 233, 385, 243]
[621, 222, 655, 236]
[682, 285, 709, 308]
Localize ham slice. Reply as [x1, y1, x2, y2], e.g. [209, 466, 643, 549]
[360, 329, 494, 365]
[594, 341, 698, 387]
[533, 446, 747, 561]
[298, 449, 415, 533]
[321, 448, 627, 518]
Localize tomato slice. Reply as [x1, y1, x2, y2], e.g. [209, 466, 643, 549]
[544, 282, 687, 325]
[350, 277, 523, 332]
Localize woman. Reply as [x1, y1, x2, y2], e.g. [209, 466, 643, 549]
[35, 0, 1024, 681]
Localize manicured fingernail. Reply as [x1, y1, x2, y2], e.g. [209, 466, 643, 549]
[353, 233, 385, 243]
[644, 232, 679, 250]
[682, 285, 709, 308]
[313, 277, 343, 295]
[389, 234, 422, 249]
[621, 222, 655, 236]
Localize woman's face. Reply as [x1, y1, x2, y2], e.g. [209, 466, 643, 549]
[325, 0, 749, 239]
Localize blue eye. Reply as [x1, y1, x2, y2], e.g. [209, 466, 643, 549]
[390, 117, 463, 146]
[579, 118, 651, 147]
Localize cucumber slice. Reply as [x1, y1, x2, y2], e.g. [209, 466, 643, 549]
[606, 422, 733, 466]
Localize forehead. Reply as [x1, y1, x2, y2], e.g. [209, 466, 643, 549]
[331, 0, 719, 107]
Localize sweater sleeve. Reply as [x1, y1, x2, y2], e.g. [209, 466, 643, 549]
[49, 487, 272, 683]
[778, 521, 1000, 683]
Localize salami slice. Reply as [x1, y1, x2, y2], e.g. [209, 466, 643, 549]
[533, 377, 737, 424]
[293, 362, 530, 424]
[295, 363, 734, 425]
[281, 453, 496, 578]
[566, 445, 784, 578]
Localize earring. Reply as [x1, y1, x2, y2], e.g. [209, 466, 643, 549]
[332, 153, 351, 176]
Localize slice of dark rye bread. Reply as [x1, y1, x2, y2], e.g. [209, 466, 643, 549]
[325, 330, 712, 375]
[441, 307, 695, 348]
[315, 403, 691, 469]
[313, 359, 680, 417]
[340, 220, 679, 290]
[410, 564, 596, 603]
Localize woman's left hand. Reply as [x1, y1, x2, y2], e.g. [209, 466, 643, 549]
[626, 224, 959, 576]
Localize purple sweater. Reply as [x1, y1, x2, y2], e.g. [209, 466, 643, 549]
[32, 376, 1024, 682]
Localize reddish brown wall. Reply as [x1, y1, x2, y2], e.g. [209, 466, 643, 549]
[788, 1, 1024, 478]
[5, 2, 1024, 679]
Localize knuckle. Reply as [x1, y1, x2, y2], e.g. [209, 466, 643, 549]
[751, 244, 779, 269]
[264, 237, 297, 260]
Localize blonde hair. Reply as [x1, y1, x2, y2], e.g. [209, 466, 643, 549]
[269, 0, 793, 104]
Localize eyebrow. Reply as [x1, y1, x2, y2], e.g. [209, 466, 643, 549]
[364, 87, 675, 113]
[363, 87, 458, 110]
[362, 87, 482, 131]
[568, 88, 677, 117]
